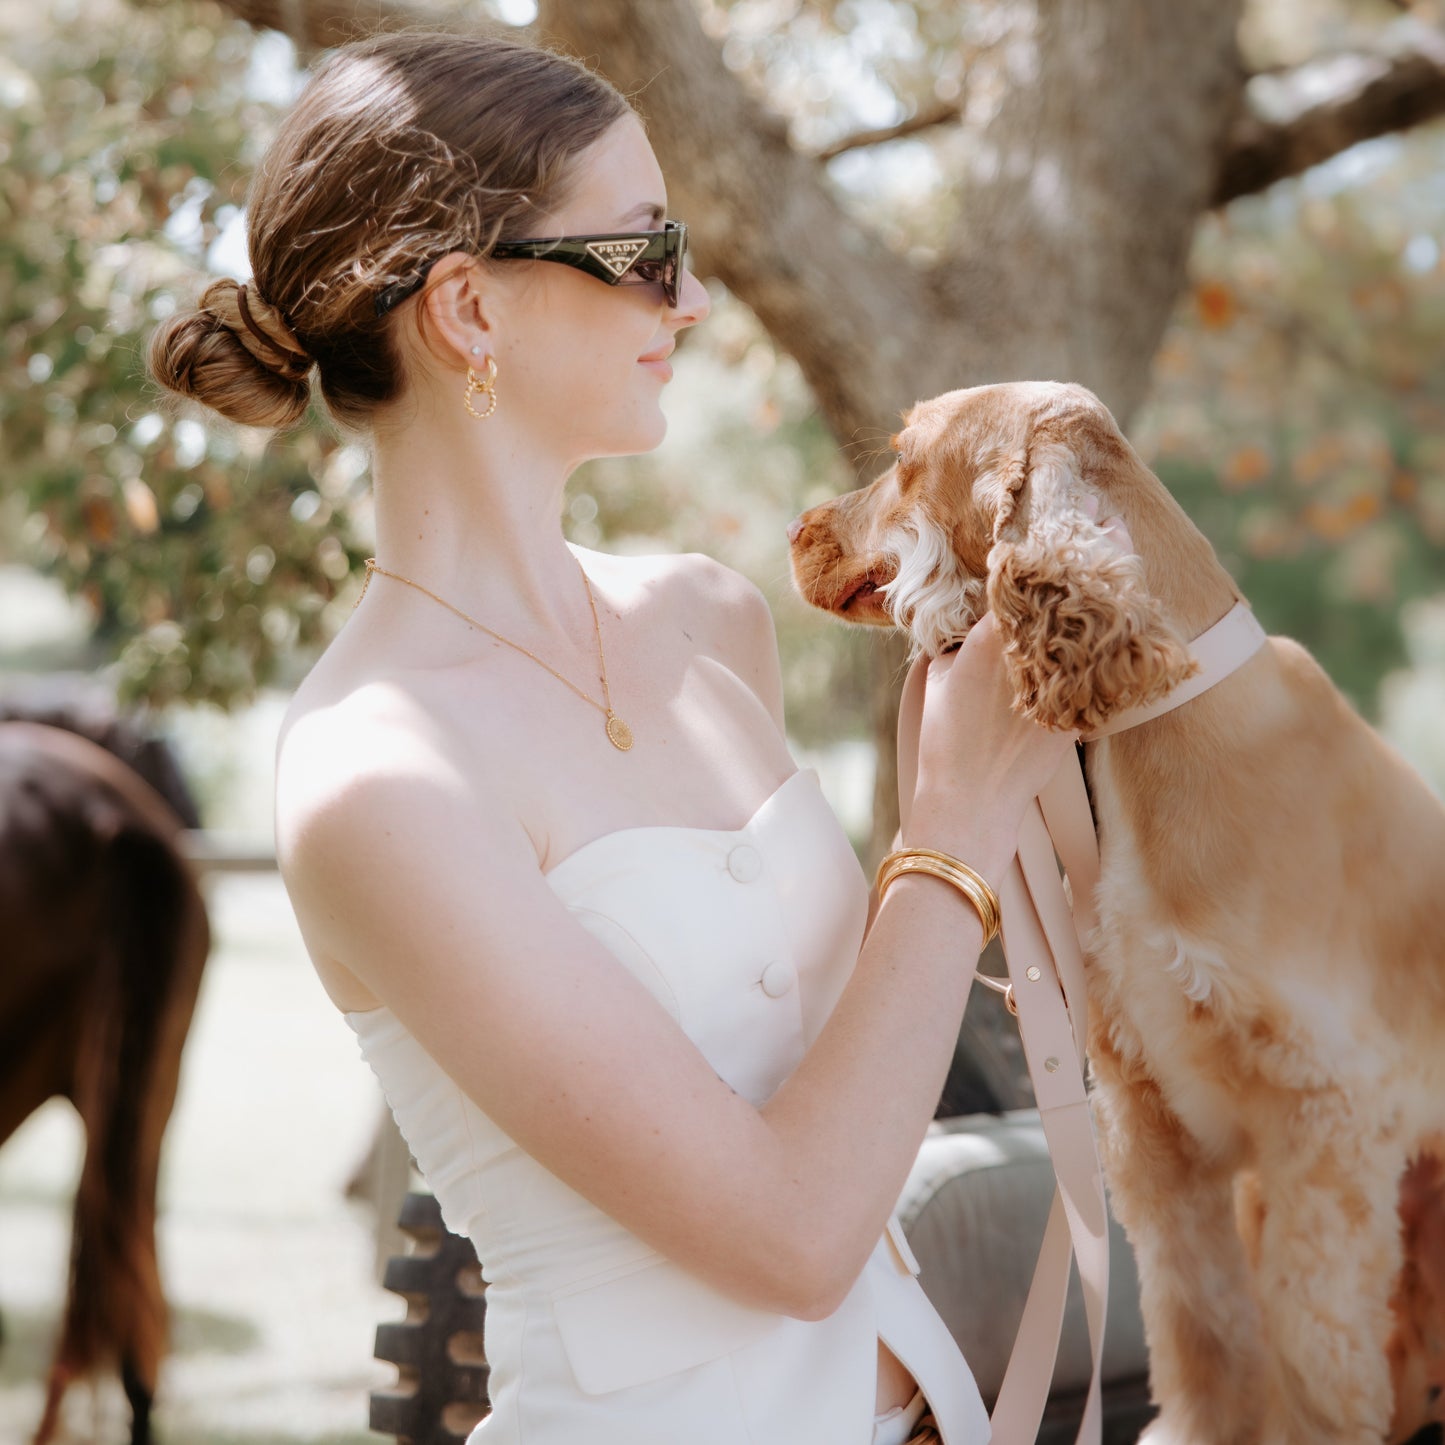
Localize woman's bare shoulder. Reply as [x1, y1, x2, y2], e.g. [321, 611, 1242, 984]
[583, 546, 772, 638]
[672, 553, 783, 719]
[274, 646, 515, 894]
[579, 545, 785, 733]
[279, 646, 425, 785]
[271, 659, 508, 1010]
[664, 548, 767, 609]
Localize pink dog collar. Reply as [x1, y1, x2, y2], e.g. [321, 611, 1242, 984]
[1084, 600, 1269, 740]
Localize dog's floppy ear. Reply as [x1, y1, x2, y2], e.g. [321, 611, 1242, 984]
[982, 421, 1196, 733]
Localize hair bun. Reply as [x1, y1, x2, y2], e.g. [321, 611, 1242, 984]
[148, 278, 313, 430]
[234, 283, 312, 379]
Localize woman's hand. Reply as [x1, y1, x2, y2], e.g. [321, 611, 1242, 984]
[901, 515, 1134, 874]
[902, 613, 1078, 874]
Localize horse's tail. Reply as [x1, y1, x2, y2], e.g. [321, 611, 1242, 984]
[24, 731, 210, 1445]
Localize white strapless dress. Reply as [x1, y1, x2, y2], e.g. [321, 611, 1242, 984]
[344, 767, 991, 1445]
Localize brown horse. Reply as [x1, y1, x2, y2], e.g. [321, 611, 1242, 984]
[0, 705, 210, 1445]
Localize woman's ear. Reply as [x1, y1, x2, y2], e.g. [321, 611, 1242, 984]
[414, 253, 494, 369]
[984, 439, 1196, 732]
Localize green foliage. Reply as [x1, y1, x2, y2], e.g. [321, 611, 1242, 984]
[0, 0, 368, 707]
[1139, 129, 1445, 713]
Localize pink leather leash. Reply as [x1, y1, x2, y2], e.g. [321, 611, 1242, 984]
[894, 600, 1267, 1445]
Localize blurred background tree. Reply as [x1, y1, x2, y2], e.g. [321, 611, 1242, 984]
[1142, 127, 1445, 703]
[0, 0, 370, 707]
[1, 0, 1442, 839]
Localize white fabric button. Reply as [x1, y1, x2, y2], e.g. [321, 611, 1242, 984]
[727, 844, 762, 883]
[760, 960, 796, 998]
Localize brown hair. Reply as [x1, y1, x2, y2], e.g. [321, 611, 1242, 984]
[148, 30, 633, 432]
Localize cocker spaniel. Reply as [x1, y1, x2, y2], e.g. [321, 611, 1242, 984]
[788, 381, 1445, 1445]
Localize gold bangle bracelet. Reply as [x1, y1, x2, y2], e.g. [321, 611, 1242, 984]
[875, 848, 1002, 947]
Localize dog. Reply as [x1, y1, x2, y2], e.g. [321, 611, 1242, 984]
[787, 380, 1445, 1444]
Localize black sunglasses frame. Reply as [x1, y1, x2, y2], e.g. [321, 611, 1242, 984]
[374, 220, 689, 318]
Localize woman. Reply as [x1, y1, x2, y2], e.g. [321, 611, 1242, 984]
[149, 30, 1075, 1445]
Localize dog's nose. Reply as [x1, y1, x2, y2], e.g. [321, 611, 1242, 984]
[786, 515, 805, 544]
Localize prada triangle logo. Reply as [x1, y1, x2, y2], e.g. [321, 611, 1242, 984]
[585, 237, 650, 278]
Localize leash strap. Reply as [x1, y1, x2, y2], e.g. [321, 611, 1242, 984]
[892, 599, 1268, 1445]
[989, 775, 1109, 1445]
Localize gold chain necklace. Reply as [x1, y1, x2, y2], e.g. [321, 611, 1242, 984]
[355, 556, 634, 751]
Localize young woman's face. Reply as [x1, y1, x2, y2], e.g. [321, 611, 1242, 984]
[492, 114, 710, 464]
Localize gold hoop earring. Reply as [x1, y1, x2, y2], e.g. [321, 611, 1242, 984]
[464, 355, 499, 420]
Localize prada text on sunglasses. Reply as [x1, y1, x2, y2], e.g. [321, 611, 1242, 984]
[374, 220, 689, 318]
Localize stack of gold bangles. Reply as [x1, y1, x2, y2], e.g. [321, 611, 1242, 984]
[875, 847, 1002, 946]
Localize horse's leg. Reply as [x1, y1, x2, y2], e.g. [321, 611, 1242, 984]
[121, 1357, 153, 1445]
[45, 833, 208, 1445]
[108, 834, 209, 1445]
[32, 1361, 76, 1445]
[36, 990, 124, 1445]
[0, 1012, 75, 1445]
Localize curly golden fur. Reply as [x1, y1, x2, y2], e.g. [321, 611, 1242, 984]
[984, 434, 1197, 733]
[789, 380, 1445, 1444]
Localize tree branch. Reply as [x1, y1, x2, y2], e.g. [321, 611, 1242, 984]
[814, 99, 962, 162]
[1215, 21, 1445, 205]
[814, 23, 1445, 200]
[207, 0, 439, 52]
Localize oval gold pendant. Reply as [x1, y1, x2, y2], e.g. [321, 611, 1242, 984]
[605, 715, 634, 751]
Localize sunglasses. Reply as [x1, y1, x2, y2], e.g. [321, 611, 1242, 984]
[374, 220, 689, 318]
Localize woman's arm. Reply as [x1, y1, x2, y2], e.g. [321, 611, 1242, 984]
[278, 610, 1066, 1323]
